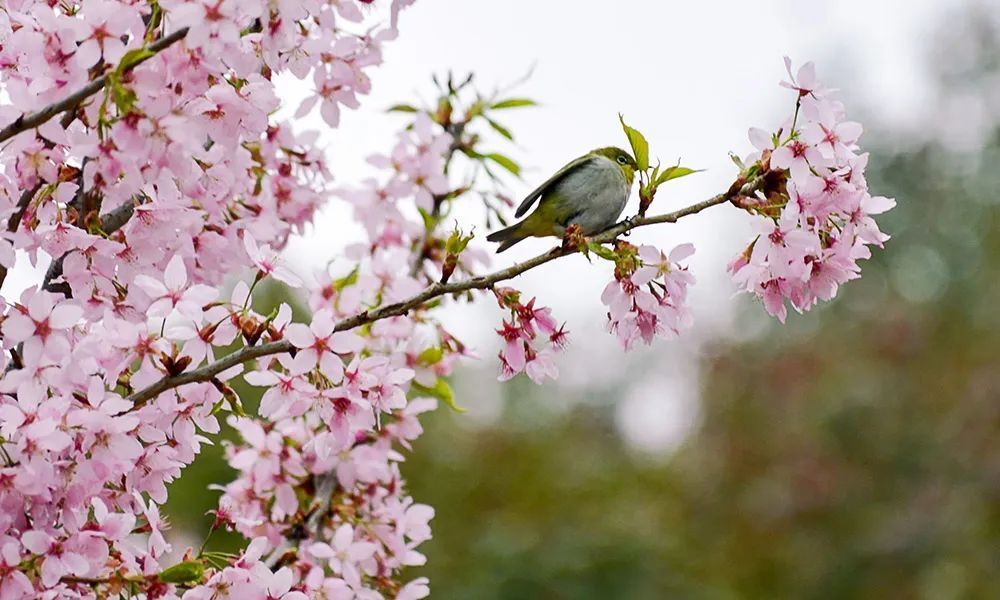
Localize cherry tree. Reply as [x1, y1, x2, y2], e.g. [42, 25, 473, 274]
[0, 1, 894, 597]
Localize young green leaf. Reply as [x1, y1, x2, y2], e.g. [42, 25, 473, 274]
[618, 114, 649, 171]
[587, 242, 619, 262]
[386, 104, 419, 113]
[412, 379, 465, 412]
[158, 560, 205, 584]
[655, 166, 701, 186]
[333, 267, 360, 292]
[486, 117, 514, 141]
[444, 226, 474, 255]
[417, 346, 445, 366]
[490, 98, 537, 110]
[116, 48, 155, 74]
[485, 153, 521, 177]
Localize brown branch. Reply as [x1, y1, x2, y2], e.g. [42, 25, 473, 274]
[0, 185, 43, 289]
[1, 200, 139, 374]
[0, 27, 186, 289]
[0, 28, 189, 145]
[125, 173, 763, 407]
[43, 200, 137, 296]
[61, 574, 146, 586]
[408, 126, 467, 278]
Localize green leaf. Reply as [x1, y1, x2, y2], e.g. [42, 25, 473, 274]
[486, 117, 514, 141]
[386, 104, 419, 113]
[416, 207, 436, 230]
[490, 98, 537, 110]
[333, 267, 359, 292]
[158, 560, 205, 584]
[485, 153, 521, 177]
[729, 152, 746, 171]
[412, 378, 465, 413]
[445, 227, 474, 255]
[417, 347, 444, 365]
[618, 114, 649, 172]
[116, 48, 155, 74]
[587, 242, 619, 262]
[655, 166, 701, 186]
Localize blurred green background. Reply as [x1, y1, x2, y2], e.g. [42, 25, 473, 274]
[166, 8, 1000, 599]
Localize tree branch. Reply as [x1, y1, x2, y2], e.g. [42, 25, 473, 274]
[43, 200, 137, 295]
[0, 184, 43, 289]
[125, 173, 763, 407]
[0, 28, 189, 145]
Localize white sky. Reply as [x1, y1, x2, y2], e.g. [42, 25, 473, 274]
[1, 0, 967, 452]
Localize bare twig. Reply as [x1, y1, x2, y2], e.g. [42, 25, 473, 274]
[43, 200, 137, 295]
[126, 174, 763, 407]
[0, 184, 43, 289]
[263, 470, 339, 568]
[2, 200, 139, 374]
[0, 28, 189, 144]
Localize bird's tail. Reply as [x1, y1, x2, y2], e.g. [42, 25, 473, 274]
[486, 221, 527, 253]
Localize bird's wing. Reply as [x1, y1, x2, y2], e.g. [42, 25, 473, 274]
[514, 154, 600, 218]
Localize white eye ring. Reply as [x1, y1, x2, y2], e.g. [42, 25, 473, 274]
[617, 156, 627, 164]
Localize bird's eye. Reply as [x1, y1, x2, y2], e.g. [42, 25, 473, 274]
[617, 156, 627, 165]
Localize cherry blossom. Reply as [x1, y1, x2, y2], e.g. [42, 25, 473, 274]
[286, 310, 365, 381]
[133, 254, 217, 321]
[494, 288, 566, 383]
[602, 243, 695, 349]
[729, 58, 895, 321]
[0, 0, 893, 592]
[1, 290, 82, 359]
[244, 233, 303, 288]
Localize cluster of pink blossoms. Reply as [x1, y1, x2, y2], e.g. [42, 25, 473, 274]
[601, 243, 696, 350]
[0, 0, 896, 592]
[493, 287, 568, 384]
[729, 59, 896, 322]
[0, 0, 449, 597]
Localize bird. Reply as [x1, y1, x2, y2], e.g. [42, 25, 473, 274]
[486, 146, 637, 253]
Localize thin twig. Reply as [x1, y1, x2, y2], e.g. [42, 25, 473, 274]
[0, 28, 189, 144]
[407, 125, 467, 278]
[0, 185, 43, 289]
[42, 200, 137, 295]
[3, 201, 139, 374]
[126, 174, 763, 408]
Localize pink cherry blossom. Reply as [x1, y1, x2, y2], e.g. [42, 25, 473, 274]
[74, 0, 140, 68]
[244, 234, 303, 288]
[2, 290, 82, 359]
[602, 244, 696, 349]
[308, 524, 378, 585]
[286, 310, 365, 381]
[21, 530, 90, 587]
[493, 289, 566, 383]
[730, 58, 895, 321]
[0, 1, 891, 592]
[133, 254, 218, 321]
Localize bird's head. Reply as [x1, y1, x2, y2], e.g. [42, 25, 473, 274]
[591, 146, 638, 186]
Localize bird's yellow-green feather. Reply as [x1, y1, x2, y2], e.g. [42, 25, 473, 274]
[516, 198, 567, 237]
[486, 146, 638, 253]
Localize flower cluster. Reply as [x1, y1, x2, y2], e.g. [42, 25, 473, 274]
[493, 287, 567, 384]
[0, 0, 894, 591]
[730, 58, 896, 322]
[601, 242, 696, 350]
[0, 0, 446, 597]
